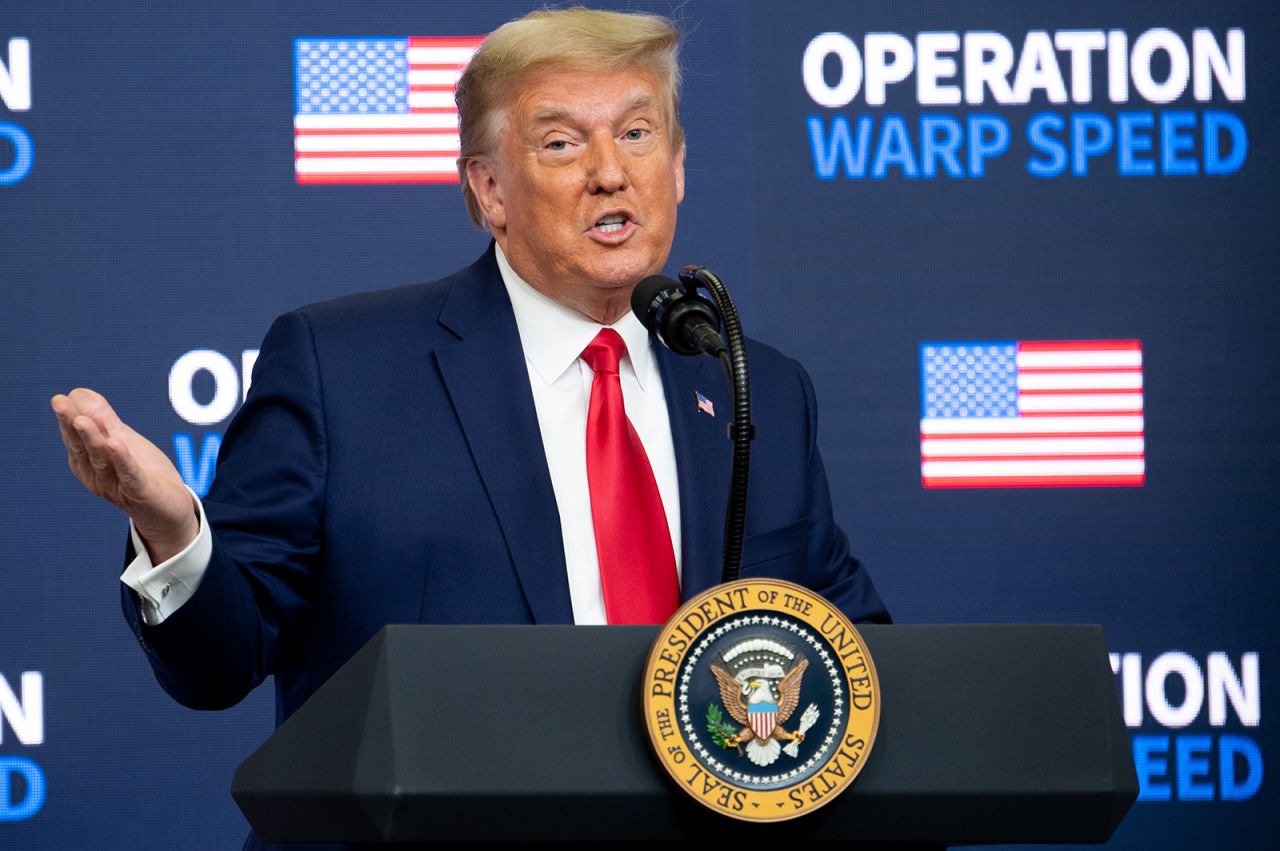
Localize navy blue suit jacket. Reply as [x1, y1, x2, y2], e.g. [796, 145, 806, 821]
[124, 244, 888, 728]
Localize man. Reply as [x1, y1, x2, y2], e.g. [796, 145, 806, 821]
[53, 7, 886, 730]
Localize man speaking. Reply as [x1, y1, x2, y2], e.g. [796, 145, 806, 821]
[52, 7, 887, 731]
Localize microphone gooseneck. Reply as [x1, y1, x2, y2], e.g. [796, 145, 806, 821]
[632, 269, 753, 585]
[679, 266, 753, 585]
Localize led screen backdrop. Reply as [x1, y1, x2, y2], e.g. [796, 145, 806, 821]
[1, 1, 1274, 847]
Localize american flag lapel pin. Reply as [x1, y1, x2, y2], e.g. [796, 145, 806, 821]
[696, 391, 715, 417]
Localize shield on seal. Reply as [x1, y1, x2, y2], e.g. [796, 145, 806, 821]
[748, 702, 778, 740]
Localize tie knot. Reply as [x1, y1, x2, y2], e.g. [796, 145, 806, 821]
[582, 328, 627, 375]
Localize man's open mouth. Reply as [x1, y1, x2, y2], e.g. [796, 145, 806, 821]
[595, 214, 628, 233]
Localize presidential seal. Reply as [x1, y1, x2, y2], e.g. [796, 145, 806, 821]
[642, 578, 880, 821]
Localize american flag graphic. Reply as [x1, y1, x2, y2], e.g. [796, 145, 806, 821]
[696, 391, 715, 417]
[919, 340, 1145, 488]
[293, 36, 484, 184]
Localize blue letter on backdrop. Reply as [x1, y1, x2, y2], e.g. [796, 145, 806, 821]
[0, 122, 34, 185]
[0, 756, 45, 821]
[1219, 735, 1263, 800]
[1175, 735, 1214, 801]
[1203, 111, 1247, 175]
[919, 115, 964, 178]
[808, 115, 872, 179]
[1071, 113, 1113, 177]
[1161, 112, 1199, 176]
[1027, 112, 1067, 178]
[967, 115, 1009, 177]
[871, 115, 918, 178]
[1133, 735, 1172, 801]
[1117, 112, 1156, 176]
[173, 432, 222, 497]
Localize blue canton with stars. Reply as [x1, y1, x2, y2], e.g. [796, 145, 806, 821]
[294, 38, 409, 114]
[920, 342, 1019, 418]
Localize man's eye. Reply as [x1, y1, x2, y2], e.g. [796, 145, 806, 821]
[624, 128, 647, 141]
[546, 139, 569, 151]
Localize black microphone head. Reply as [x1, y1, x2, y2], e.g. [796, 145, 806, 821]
[632, 274, 723, 357]
[632, 275, 681, 334]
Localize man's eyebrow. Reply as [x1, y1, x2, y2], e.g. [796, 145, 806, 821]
[527, 93, 659, 127]
[529, 107, 572, 126]
[624, 92, 655, 112]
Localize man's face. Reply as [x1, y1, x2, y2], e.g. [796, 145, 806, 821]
[468, 64, 685, 320]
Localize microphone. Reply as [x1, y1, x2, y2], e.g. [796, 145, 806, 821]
[631, 275, 727, 358]
[636, 267, 754, 585]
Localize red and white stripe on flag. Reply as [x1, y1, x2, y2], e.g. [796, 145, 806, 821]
[294, 36, 484, 185]
[920, 340, 1145, 488]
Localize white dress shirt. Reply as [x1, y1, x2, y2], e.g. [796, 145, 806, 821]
[121, 243, 681, 626]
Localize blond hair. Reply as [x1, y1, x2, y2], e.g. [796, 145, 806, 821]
[455, 7, 684, 228]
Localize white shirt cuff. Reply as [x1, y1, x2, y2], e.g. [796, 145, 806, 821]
[120, 489, 212, 626]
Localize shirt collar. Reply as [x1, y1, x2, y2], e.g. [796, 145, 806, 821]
[496, 241, 655, 389]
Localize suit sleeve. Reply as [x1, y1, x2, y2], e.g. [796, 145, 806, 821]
[796, 362, 892, 624]
[121, 309, 328, 709]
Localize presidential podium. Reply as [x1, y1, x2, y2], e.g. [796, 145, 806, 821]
[231, 624, 1137, 844]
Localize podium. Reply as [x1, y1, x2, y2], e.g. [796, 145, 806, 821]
[232, 624, 1137, 844]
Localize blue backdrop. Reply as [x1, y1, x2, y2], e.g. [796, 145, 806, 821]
[1, 1, 1273, 847]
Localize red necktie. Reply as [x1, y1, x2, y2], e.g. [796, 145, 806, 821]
[581, 329, 680, 624]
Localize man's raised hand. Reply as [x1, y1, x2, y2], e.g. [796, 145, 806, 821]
[51, 388, 199, 563]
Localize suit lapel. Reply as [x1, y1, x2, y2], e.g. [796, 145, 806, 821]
[655, 344, 733, 599]
[434, 247, 574, 624]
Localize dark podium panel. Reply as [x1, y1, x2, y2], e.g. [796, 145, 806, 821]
[232, 624, 1137, 844]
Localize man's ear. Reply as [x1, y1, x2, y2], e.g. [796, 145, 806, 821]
[674, 142, 686, 205]
[466, 157, 506, 231]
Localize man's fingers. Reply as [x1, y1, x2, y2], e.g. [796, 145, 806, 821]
[66, 387, 127, 437]
[72, 414, 113, 472]
[51, 395, 90, 457]
[53, 397, 99, 485]
[54, 389, 169, 518]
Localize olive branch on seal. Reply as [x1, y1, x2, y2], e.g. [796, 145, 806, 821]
[706, 703, 740, 749]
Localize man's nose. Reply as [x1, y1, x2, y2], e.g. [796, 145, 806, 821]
[587, 137, 628, 193]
